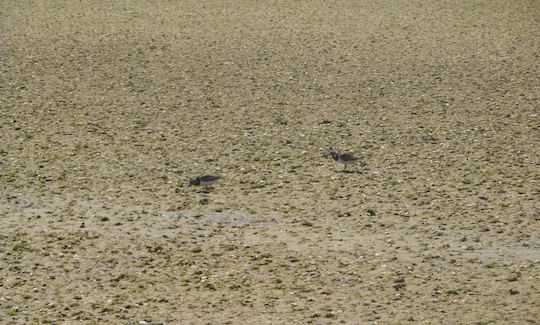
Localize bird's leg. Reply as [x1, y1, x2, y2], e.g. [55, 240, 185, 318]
[343, 164, 347, 172]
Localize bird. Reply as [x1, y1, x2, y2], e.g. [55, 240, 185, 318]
[329, 148, 363, 172]
[189, 175, 222, 188]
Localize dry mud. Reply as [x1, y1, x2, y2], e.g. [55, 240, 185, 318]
[1, 0, 539, 324]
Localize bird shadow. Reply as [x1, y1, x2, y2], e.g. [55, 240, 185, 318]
[339, 169, 366, 174]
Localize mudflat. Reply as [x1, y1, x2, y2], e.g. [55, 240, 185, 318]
[1, 1, 539, 323]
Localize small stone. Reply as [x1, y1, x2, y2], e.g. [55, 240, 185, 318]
[337, 212, 351, 218]
[100, 216, 109, 222]
[509, 288, 519, 295]
[367, 209, 376, 216]
[325, 312, 337, 319]
[288, 256, 300, 263]
[421, 134, 438, 142]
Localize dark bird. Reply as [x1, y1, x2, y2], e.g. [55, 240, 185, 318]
[189, 175, 222, 187]
[329, 148, 363, 171]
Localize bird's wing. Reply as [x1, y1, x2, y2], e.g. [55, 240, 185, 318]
[201, 175, 221, 181]
[341, 153, 358, 160]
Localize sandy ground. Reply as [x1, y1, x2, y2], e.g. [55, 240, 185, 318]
[1, 0, 539, 323]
